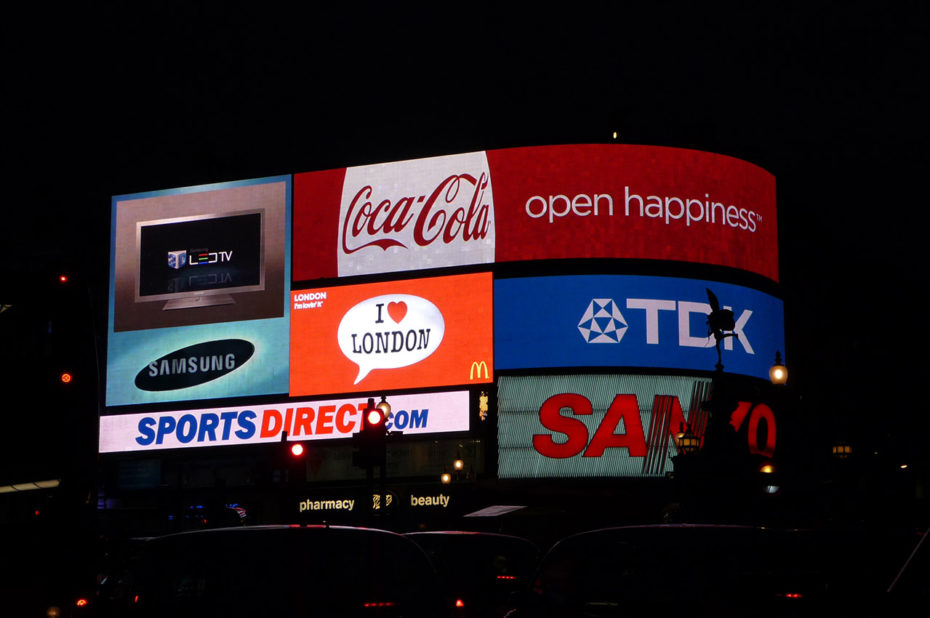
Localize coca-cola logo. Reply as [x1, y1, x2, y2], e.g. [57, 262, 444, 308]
[341, 172, 493, 254]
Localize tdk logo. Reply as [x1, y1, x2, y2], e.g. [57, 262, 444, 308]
[578, 299, 628, 343]
[167, 249, 233, 269]
[579, 297, 754, 354]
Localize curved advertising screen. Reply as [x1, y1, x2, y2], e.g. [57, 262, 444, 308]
[293, 144, 777, 282]
[103, 144, 782, 468]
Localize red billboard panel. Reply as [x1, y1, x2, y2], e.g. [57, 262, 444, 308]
[289, 273, 493, 396]
[293, 144, 777, 282]
[489, 144, 775, 278]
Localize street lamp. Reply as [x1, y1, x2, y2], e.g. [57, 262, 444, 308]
[769, 351, 788, 385]
[674, 423, 701, 456]
[376, 395, 392, 419]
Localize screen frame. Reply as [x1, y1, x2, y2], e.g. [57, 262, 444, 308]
[133, 208, 266, 304]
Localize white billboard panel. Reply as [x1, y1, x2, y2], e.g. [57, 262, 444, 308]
[100, 391, 469, 453]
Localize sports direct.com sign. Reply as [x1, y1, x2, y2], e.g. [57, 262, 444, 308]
[293, 144, 777, 282]
[98, 391, 469, 453]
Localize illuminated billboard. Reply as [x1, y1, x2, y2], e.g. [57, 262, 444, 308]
[289, 272, 493, 397]
[106, 177, 291, 406]
[99, 390, 469, 453]
[495, 275, 784, 381]
[293, 144, 777, 282]
[497, 374, 777, 479]
[102, 144, 783, 468]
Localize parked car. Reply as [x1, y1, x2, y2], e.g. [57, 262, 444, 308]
[94, 525, 443, 617]
[512, 524, 861, 618]
[405, 531, 539, 618]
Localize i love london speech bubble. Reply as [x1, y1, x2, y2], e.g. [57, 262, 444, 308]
[337, 294, 445, 384]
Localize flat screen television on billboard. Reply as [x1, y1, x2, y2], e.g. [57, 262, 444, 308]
[134, 210, 264, 310]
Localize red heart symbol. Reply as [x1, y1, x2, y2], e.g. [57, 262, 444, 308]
[387, 301, 407, 324]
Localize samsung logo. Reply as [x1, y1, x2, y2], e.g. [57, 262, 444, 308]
[135, 339, 254, 391]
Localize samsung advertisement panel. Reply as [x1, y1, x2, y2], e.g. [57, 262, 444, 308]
[107, 177, 291, 406]
[290, 273, 493, 396]
[495, 275, 784, 381]
[99, 390, 470, 453]
[498, 374, 776, 479]
[293, 144, 777, 282]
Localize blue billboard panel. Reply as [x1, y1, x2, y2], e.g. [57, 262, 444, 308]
[495, 275, 784, 380]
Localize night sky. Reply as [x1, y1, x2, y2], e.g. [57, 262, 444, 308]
[3, 5, 929, 468]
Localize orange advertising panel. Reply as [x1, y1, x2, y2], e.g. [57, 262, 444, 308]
[290, 273, 493, 396]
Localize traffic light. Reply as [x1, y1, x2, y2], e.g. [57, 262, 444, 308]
[281, 431, 306, 459]
[353, 397, 387, 469]
[279, 432, 307, 485]
[363, 401, 387, 434]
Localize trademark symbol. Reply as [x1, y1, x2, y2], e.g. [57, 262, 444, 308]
[755, 213, 763, 222]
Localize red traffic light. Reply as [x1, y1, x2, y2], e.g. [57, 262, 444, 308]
[290, 443, 305, 457]
[366, 408, 385, 427]
[361, 397, 388, 434]
[60, 372, 73, 384]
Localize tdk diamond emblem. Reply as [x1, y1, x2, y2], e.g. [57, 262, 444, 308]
[578, 298, 628, 343]
[167, 250, 187, 270]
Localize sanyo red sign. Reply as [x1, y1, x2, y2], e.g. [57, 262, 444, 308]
[497, 375, 776, 479]
[534, 394, 775, 459]
[293, 144, 777, 282]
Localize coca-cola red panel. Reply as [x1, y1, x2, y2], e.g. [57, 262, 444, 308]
[293, 166, 346, 280]
[292, 144, 777, 282]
